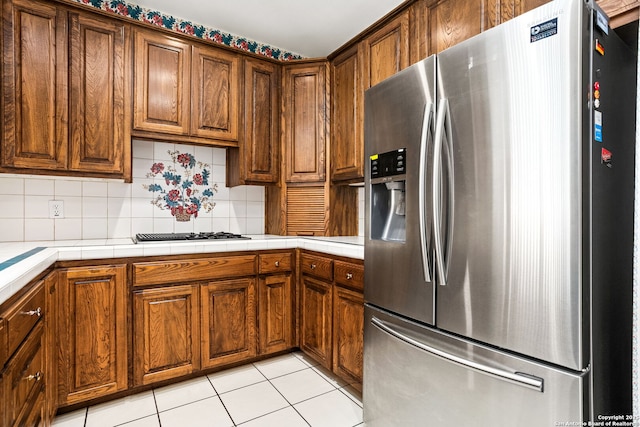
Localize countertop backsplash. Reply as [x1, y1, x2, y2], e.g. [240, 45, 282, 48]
[0, 139, 265, 242]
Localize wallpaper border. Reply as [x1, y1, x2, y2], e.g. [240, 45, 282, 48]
[72, 0, 304, 61]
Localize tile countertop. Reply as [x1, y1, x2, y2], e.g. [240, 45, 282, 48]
[0, 235, 364, 306]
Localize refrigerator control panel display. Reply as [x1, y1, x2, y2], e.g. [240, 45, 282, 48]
[370, 148, 406, 179]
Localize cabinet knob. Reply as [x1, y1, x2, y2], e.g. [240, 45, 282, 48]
[310, 264, 316, 270]
[275, 261, 280, 267]
[26, 371, 42, 382]
[346, 273, 353, 280]
[21, 307, 42, 317]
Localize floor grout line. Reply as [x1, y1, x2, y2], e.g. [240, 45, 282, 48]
[54, 353, 362, 427]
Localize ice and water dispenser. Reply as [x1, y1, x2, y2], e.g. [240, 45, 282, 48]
[369, 148, 407, 242]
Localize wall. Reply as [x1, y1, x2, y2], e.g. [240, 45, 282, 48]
[0, 140, 265, 242]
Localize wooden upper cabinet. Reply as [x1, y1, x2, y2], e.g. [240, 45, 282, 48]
[282, 61, 327, 183]
[69, 11, 130, 175]
[363, 11, 410, 88]
[134, 30, 190, 135]
[191, 45, 240, 141]
[133, 29, 242, 146]
[2, 0, 68, 170]
[227, 57, 280, 186]
[498, 0, 550, 25]
[330, 45, 364, 183]
[329, 11, 409, 184]
[427, 0, 485, 54]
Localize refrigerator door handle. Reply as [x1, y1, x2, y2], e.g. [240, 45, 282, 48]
[433, 99, 454, 286]
[419, 101, 434, 283]
[371, 316, 545, 393]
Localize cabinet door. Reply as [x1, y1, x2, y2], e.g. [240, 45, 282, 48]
[201, 278, 256, 368]
[499, 0, 550, 23]
[44, 271, 58, 422]
[133, 285, 200, 386]
[1, 0, 68, 170]
[228, 58, 280, 184]
[4, 322, 45, 427]
[331, 45, 364, 183]
[191, 45, 240, 141]
[58, 265, 127, 405]
[258, 274, 293, 354]
[427, 0, 484, 54]
[363, 12, 410, 88]
[333, 286, 364, 388]
[68, 12, 130, 175]
[282, 62, 327, 183]
[299, 275, 332, 369]
[134, 30, 190, 135]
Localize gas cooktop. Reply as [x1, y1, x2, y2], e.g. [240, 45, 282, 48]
[133, 232, 251, 243]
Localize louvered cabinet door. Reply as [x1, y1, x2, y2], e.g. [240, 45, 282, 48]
[286, 186, 327, 236]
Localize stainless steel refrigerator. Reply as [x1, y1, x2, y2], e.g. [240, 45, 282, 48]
[363, 0, 636, 424]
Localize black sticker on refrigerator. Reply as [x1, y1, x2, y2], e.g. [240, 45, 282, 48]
[530, 18, 558, 43]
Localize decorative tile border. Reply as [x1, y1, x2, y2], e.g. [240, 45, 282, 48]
[0, 247, 45, 272]
[71, 0, 304, 61]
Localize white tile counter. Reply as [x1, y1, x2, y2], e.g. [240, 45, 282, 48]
[0, 235, 364, 305]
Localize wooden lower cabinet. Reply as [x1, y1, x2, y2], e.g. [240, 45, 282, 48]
[333, 286, 364, 389]
[298, 251, 364, 388]
[58, 265, 127, 406]
[258, 273, 293, 354]
[44, 271, 58, 422]
[133, 285, 200, 386]
[201, 278, 256, 368]
[4, 321, 46, 427]
[299, 275, 333, 369]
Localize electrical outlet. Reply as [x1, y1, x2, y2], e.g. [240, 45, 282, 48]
[48, 200, 64, 219]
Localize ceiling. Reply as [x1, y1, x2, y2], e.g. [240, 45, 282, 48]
[130, 0, 407, 58]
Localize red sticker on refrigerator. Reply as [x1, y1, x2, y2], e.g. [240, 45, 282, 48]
[601, 147, 612, 167]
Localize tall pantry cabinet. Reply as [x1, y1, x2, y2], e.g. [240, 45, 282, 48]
[266, 60, 358, 236]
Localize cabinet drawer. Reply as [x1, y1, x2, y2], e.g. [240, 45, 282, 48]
[5, 281, 45, 358]
[334, 260, 364, 291]
[300, 253, 333, 281]
[133, 255, 257, 286]
[5, 322, 45, 427]
[259, 253, 293, 274]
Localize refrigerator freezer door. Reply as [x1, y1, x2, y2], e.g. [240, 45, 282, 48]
[364, 305, 587, 427]
[365, 57, 437, 325]
[434, 0, 588, 370]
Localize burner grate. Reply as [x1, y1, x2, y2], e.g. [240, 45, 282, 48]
[133, 232, 251, 243]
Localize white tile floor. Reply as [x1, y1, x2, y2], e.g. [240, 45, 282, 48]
[51, 352, 363, 427]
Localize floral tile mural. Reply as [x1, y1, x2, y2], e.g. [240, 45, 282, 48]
[144, 150, 218, 222]
[71, 0, 304, 61]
